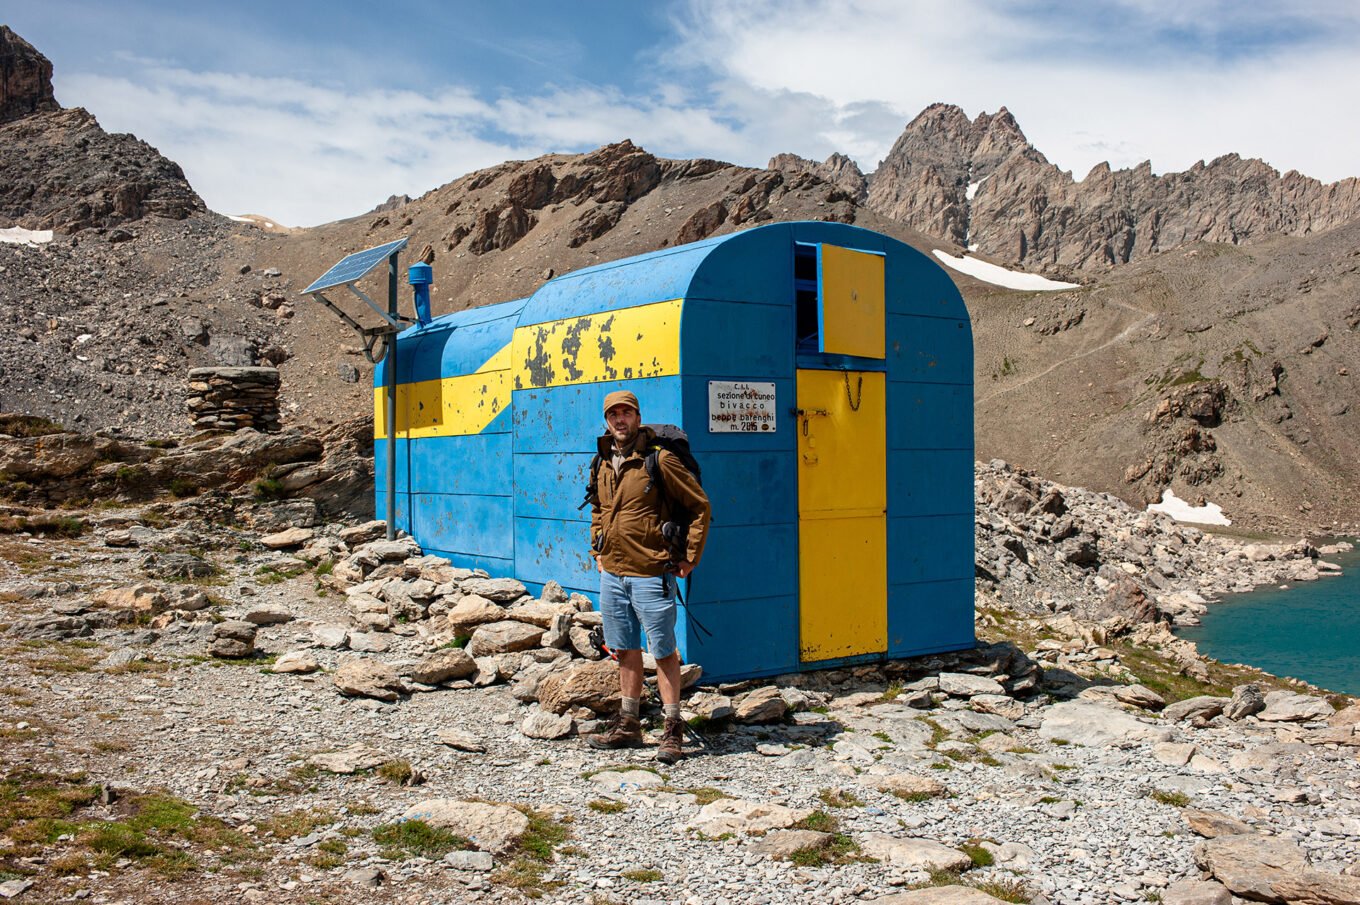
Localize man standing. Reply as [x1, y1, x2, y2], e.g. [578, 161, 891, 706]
[586, 390, 711, 763]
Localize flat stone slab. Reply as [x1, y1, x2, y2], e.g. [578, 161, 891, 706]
[1257, 690, 1335, 722]
[686, 799, 813, 837]
[270, 650, 319, 674]
[750, 829, 832, 859]
[937, 672, 1005, 697]
[307, 743, 390, 774]
[858, 835, 972, 872]
[1038, 701, 1172, 746]
[436, 729, 486, 753]
[402, 800, 528, 854]
[261, 527, 314, 549]
[443, 850, 494, 872]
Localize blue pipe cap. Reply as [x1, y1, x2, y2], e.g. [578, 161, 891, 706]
[408, 262, 433, 285]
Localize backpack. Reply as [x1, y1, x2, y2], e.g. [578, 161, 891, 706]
[580, 424, 702, 560]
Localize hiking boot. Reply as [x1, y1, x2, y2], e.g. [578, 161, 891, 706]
[655, 717, 686, 764]
[586, 713, 642, 750]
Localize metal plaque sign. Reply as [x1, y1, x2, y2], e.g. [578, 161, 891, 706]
[708, 381, 777, 433]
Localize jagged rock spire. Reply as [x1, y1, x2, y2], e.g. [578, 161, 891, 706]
[0, 26, 60, 125]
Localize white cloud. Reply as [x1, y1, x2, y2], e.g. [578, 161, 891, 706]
[58, 66, 769, 226]
[44, 2, 1360, 227]
[674, 0, 1360, 181]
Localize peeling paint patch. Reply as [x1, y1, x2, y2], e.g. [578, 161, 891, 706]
[511, 299, 682, 391]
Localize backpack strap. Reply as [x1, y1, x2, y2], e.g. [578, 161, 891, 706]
[642, 446, 666, 499]
[577, 453, 603, 510]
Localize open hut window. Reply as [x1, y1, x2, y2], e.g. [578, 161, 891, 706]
[794, 243, 820, 350]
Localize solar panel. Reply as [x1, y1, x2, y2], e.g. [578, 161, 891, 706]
[303, 238, 409, 294]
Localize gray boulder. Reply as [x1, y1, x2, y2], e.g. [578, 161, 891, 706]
[1257, 690, 1335, 723]
[410, 648, 477, 684]
[1163, 696, 1228, 723]
[467, 621, 545, 657]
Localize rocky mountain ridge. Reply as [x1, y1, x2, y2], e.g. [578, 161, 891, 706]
[772, 103, 1360, 275]
[0, 25, 57, 124]
[0, 26, 204, 234]
[0, 27, 1357, 532]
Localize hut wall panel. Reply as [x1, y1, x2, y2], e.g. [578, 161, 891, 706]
[676, 298, 793, 378]
[885, 251, 968, 319]
[513, 515, 598, 594]
[887, 579, 977, 657]
[885, 314, 973, 384]
[410, 492, 514, 563]
[686, 450, 792, 528]
[407, 432, 511, 495]
[888, 514, 974, 585]
[689, 523, 798, 603]
[679, 597, 800, 682]
[373, 483, 412, 537]
[513, 452, 595, 523]
[886, 383, 972, 451]
[886, 450, 975, 516]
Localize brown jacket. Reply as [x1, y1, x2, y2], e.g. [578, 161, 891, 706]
[590, 427, 711, 577]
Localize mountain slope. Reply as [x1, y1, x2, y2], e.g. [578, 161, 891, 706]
[0, 26, 1355, 531]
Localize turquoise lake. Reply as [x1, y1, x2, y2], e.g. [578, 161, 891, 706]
[1178, 544, 1360, 695]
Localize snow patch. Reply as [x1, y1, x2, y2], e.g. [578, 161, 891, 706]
[227, 215, 253, 223]
[931, 250, 1080, 291]
[0, 227, 54, 247]
[966, 177, 986, 201]
[1148, 489, 1231, 526]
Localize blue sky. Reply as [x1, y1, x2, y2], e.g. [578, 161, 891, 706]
[7, 1, 1358, 226]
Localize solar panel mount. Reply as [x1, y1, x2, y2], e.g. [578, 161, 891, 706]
[301, 237, 412, 363]
[303, 237, 409, 294]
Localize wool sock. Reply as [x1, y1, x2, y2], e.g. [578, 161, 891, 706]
[621, 696, 640, 718]
[663, 703, 681, 721]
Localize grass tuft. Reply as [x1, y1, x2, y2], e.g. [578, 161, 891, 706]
[793, 810, 837, 833]
[816, 788, 864, 809]
[371, 820, 471, 860]
[788, 833, 866, 867]
[588, 799, 627, 814]
[258, 808, 337, 840]
[376, 760, 415, 785]
[960, 841, 994, 868]
[1150, 789, 1191, 808]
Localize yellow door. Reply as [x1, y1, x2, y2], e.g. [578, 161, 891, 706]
[797, 368, 887, 661]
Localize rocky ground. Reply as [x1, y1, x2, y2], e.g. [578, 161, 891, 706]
[1, 440, 1357, 905]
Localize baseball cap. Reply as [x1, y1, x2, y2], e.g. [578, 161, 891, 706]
[603, 390, 640, 417]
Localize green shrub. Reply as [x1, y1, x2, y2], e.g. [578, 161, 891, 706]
[168, 477, 199, 498]
[252, 477, 286, 501]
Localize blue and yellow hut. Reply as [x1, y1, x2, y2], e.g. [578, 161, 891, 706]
[375, 221, 974, 682]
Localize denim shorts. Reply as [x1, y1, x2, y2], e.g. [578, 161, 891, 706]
[599, 570, 678, 659]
